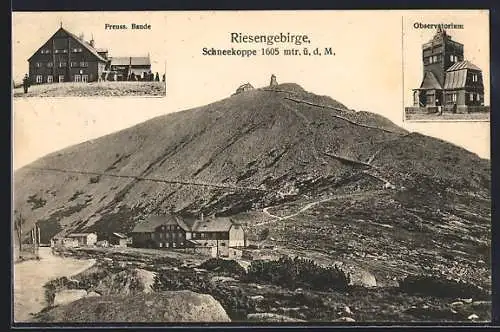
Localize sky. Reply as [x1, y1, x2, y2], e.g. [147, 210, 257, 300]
[12, 10, 490, 170]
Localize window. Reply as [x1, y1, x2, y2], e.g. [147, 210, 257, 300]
[472, 74, 478, 82]
[173, 243, 176, 248]
[47, 75, 53, 83]
[432, 55, 437, 63]
[54, 49, 60, 54]
[452, 93, 457, 102]
[72, 48, 83, 53]
[200, 233, 205, 239]
[470, 93, 474, 101]
[476, 93, 481, 101]
[59, 62, 67, 68]
[36, 62, 42, 68]
[82, 75, 88, 83]
[80, 61, 88, 67]
[159, 242, 163, 248]
[180, 242, 184, 246]
[166, 243, 170, 248]
[62, 49, 68, 53]
[47, 62, 53, 67]
[454, 55, 458, 62]
[70, 62, 78, 67]
[41, 49, 51, 54]
[58, 75, 65, 82]
[428, 57, 433, 64]
[221, 242, 225, 247]
[74, 74, 81, 82]
[450, 55, 454, 62]
[36, 75, 43, 83]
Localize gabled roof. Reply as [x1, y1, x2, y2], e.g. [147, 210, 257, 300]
[131, 214, 190, 233]
[191, 216, 238, 233]
[28, 27, 107, 63]
[447, 60, 481, 72]
[110, 56, 151, 66]
[419, 71, 442, 90]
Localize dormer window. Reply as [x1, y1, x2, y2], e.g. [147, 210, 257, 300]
[472, 73, 478, 82]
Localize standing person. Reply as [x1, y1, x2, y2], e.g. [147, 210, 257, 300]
[436, 97, 442, 115]
[22, 74, 30, 94]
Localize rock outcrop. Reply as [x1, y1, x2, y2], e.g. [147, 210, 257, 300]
[34, 290, 231, 322]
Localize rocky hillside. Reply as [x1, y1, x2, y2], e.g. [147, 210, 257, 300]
[14, 83, 490, 243]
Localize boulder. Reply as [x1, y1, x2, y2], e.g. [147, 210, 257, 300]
[347, 267, 377, 288]
[247, 313, 305, 322]
[53, 289, 88, 306]
[35, 291, 231, 322]
[86, 291, 101, 298]
[334, 316, 356, 322]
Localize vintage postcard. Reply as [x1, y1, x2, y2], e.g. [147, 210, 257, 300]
[12, 10, 491, 325]
[12, 12, 167, 97]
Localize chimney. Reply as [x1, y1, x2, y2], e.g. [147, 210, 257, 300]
[78, 33, 84, 41]
[89, 34, 95, 47]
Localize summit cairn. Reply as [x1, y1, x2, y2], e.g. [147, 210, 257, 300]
[269, 74, 278, 87]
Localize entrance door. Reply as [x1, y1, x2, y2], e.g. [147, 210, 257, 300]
[74, 75, 81, 82]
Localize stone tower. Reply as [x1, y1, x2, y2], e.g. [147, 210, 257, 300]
[269, 74, 278, 87]
[422, 28, 464, 87]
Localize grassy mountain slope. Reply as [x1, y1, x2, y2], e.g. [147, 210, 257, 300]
[14, 83, 490, 281]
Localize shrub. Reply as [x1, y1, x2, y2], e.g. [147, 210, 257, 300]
[151, 256, 182, 267]
[399, 274, 489, 299]
[198, 258, 246, 277]
[243, 256, 350, 291]
[257, 228, 270, 241]
[89, 176, 100, 184]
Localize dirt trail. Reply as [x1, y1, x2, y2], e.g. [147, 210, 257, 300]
[14, 247, 96, 322]
[259, 190, 384, 226]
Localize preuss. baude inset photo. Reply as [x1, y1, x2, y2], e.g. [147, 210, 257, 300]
[12, 14, 166, 98]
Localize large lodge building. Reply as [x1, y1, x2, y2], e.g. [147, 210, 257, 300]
[409, 28, 487, 114]
[130, 214, 247, 258]
[27, 26, 152, 84]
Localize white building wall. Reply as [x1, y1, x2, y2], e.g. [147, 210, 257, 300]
[229, 225, 245, 247]
[87, 233, 98, 246]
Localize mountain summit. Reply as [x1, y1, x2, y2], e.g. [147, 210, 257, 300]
[14, 83, 489, 247]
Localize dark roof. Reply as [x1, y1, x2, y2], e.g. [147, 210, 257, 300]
[28, 27, 107, 62]
[131, 214, 190, 233]
[418, 71, 442, 90]
[191, 216, 238, 233]
[447, 60, 481, 72]
[110, 56, 151, 66]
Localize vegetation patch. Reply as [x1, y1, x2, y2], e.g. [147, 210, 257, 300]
[399, 274, 489, 300]
[243, 256, 350, 291]
[27, 194, 47, 210]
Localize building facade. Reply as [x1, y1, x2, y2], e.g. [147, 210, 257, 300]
[27, 26, 153, 84]
[51, 232, 97, 247]
[411, 28, 485, 113]
[130, 214, 246, 257]
[28, 27, 107, 84]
